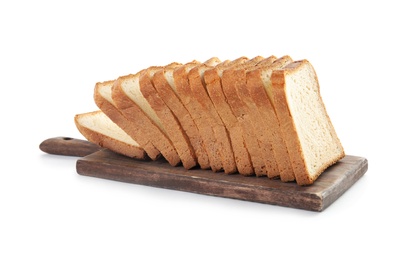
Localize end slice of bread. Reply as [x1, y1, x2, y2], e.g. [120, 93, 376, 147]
[94, 80, 160, 160]
[74, 110, 147, 159]
[272, 60, 345, 185]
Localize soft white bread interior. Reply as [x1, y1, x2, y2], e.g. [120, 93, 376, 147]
[140, 64, 198, 169]
[112, 71, 182, 166]
[151, 61, 208, 170]
[272, 60, 345, 185]
[74, 110, 147, 159]
[94, 80, 160, 160]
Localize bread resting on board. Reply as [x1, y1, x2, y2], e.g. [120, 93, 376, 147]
[74, 55, 345, 185]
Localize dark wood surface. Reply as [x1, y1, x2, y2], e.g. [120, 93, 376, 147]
[40, 137, 102, 157]
[76, 149, 368, 212]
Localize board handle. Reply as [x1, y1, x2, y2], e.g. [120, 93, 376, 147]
[39, 137, 101, 157]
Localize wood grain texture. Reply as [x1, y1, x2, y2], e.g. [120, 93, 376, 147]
[76, 150, 367, 212]
[40, 137, 101, 157]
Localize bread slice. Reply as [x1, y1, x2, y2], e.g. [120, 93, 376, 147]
[94, 80, 160, 160]
[187, 59, 238, 174]
[246, 55, 295, 181]
[152, 60, 213, 170]
[221, 56, 274, 176]
[139, 64, 198, 169]
[74, 110, 147, 159]
[111, 69, 182, 167]
[203, 57, 255, 175]
[225, 55, 283, 178]
[272, 60, 345, 185]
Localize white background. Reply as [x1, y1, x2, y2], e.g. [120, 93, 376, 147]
[1, 0, 415, 259]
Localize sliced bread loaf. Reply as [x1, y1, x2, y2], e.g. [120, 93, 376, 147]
[246, 55, 295, 181]
[77, 55, 344, 185]
[94, 80, 160, 160]
[111, 70, 182, 167]
[271, 60, 345, 185]
[74, 110, 147, 159]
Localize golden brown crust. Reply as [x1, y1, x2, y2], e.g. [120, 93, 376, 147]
[165, 62, 212, 170]
[188, 64, 235, 173]
[234, 56, 282, 179]
[93, 81, 160, 160]
[220, 56, 270, 177]
[74, 112, 148, 160]
[111, 73, 181, 167]
[204, 58, 253, 175]
[140, 67, 197, 169]
[246, 55, 295, 181]
[222, 69, 267, 176]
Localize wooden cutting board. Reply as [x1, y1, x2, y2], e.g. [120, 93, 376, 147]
[40, 137, 368, 212]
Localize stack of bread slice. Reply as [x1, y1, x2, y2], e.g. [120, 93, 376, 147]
[75, 55, 345, 185]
